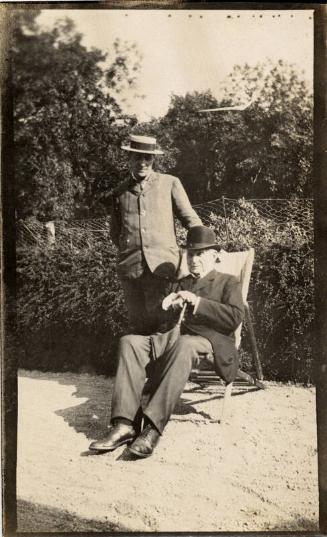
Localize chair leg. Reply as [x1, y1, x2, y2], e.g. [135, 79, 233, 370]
[244, 304, 263, 380]
[236, 368, 266, 390]
[220, 382, 233, 424]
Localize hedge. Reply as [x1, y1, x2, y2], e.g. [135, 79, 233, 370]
[16, 200, 314, 382]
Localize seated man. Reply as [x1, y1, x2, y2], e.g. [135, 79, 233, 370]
[89, 226, 245, 459]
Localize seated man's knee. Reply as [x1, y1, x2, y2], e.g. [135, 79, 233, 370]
[119, 334, 143, 351]
[174, 335, 198, 362]
[177, 335, 195, 351]
[118, 335, 151, 364]
[119, 334, 133, 348]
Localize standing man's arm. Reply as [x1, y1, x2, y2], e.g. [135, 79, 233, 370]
[171, 177, 202, 229]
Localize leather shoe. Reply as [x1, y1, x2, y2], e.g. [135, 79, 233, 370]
[89, 423, 136, 452]
[128, 424, 161, 458]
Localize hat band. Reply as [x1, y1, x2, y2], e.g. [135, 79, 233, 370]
[187, 242, 218, 249]
[130, 140, 156, 151]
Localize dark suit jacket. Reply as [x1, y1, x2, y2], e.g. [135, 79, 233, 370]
[110, 171, 201, 279]
[170, 270, 244, 383]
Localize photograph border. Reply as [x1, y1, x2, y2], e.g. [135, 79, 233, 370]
[1, 2, 326, 536]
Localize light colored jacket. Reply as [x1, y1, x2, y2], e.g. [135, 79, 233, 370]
[110, 171, 202, 279]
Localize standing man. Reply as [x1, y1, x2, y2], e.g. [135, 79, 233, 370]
[110, 134, 202, 334]
[89, 225, 245, 458]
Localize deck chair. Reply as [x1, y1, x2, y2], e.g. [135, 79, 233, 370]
[187, 248, 265, 423]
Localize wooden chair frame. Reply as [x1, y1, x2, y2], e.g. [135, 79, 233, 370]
[188, 248, 265, 423]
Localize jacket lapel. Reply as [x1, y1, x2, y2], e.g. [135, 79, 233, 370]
[192, 270, 217, 294]
[139, 171, 159, 195]
[129, 180, 142, 195]
[129, 171, 158, 196]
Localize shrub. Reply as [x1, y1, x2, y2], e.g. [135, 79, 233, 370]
[206, 200, 314, 382]
[17, 228, 128, 375]
[16, 199, 314, 382]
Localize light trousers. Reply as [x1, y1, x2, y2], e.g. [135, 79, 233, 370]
[111, 332, 213, 433]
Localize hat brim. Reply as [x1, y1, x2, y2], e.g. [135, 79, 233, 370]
[181, 243, 221, 252]
[121, 145, 163, 155]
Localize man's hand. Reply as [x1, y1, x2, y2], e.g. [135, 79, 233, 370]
[162, 293, 184, 311]
[175, 290, 198, 308]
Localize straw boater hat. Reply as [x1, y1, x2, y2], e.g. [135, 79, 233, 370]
[121, 135, 164, 155]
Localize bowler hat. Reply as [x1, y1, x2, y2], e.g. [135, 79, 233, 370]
[121, 135, 164, 155]
[183, 226, 221, 251]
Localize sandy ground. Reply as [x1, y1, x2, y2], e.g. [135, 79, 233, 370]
[17, 369, 319, 533]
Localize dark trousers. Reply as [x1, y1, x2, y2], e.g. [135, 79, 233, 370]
[111, 333, 213, 434]
[120, 269, 171, 334]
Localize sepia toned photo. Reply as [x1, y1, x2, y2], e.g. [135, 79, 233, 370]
[2, 3, 325, 535]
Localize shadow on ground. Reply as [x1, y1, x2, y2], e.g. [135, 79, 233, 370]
[20, 370, 113, 441]
[19, 370, 261, 441]
[17, 498, 129, 532]
[174, 384, 260, 420]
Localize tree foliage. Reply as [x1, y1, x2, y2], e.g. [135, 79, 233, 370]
[14, 14, 312, 217]
[13, 11, 141, 220]
[153, 61, 312, 202]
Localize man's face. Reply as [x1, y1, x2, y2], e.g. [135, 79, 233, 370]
[129, 152, 155, 180]
[187, 248, 219, 278]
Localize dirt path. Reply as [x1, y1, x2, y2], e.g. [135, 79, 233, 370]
[17, 369, 319, 532]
